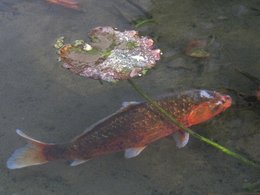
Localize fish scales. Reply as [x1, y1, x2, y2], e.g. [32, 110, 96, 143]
[6, 90, 232, 169]
[66, 100, 182, 159]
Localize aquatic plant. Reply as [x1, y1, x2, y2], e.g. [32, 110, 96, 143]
[226, 69, 260, 108]
[55, 26, 259, 169]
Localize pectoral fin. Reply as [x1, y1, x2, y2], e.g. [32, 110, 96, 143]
[124, 146, 146, 158]
[70, 159, 89, 166]
[173, 131, 189, 148]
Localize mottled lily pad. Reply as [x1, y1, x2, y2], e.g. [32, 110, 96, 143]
[55, 26, 161, 82]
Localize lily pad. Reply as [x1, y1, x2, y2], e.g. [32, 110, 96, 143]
[55, 26, 161, 82]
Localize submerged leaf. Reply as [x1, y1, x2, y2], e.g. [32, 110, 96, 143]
[185, 39, 210, 58]
[54, 36, 65, 49]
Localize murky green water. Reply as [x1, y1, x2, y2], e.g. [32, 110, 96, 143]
[0, 0, 259, 194]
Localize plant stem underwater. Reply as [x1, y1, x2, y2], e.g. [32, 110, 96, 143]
[128, 79, 260, 169]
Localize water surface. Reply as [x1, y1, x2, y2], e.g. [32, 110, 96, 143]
[0, 0, 259, 194]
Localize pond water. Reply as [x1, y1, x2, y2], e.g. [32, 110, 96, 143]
[0, 0, 259, 194]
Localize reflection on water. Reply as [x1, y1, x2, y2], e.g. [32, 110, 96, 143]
[0, 0, 259, 194]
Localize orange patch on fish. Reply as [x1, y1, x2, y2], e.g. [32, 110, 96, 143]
[187, 94, 232, 125]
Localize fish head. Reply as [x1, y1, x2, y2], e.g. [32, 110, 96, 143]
[182, 90, 232, 126]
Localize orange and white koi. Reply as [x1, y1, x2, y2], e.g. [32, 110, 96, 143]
[7, 90, 232, 169]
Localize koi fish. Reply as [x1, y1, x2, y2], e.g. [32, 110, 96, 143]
[46, 0, 80, 10]
[7, 90, 232, 169]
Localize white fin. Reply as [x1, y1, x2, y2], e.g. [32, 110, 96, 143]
[122, 101, 140, 108]
[173, 131, 190, 148]
[7, 129, 51, 169]
[70, 159, 89, 166]
[124, 146, 146, 158]
[16, 129, 51, 144]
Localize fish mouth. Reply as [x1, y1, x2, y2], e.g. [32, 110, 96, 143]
[220, 94, 232, 110]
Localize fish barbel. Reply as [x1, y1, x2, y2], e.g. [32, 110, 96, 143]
[7, 90, 232, 169]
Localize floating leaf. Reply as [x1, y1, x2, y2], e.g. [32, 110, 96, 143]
[55, 26, 161, 82]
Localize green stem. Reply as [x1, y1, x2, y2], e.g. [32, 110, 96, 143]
[134, 19, 156, 28]
[128, 79, 260, 169]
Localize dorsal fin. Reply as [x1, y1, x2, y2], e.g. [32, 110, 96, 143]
[122, 101, 140, 108]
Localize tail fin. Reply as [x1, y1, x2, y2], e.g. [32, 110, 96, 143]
[7, 129, 54, 169]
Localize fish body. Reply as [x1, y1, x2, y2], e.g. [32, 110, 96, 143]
[46, 0, 80, 10]
[7, 90, 232, 169]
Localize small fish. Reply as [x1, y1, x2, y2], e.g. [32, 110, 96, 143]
[7, 90, 232, 169]
[46, 0, 80, 10]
